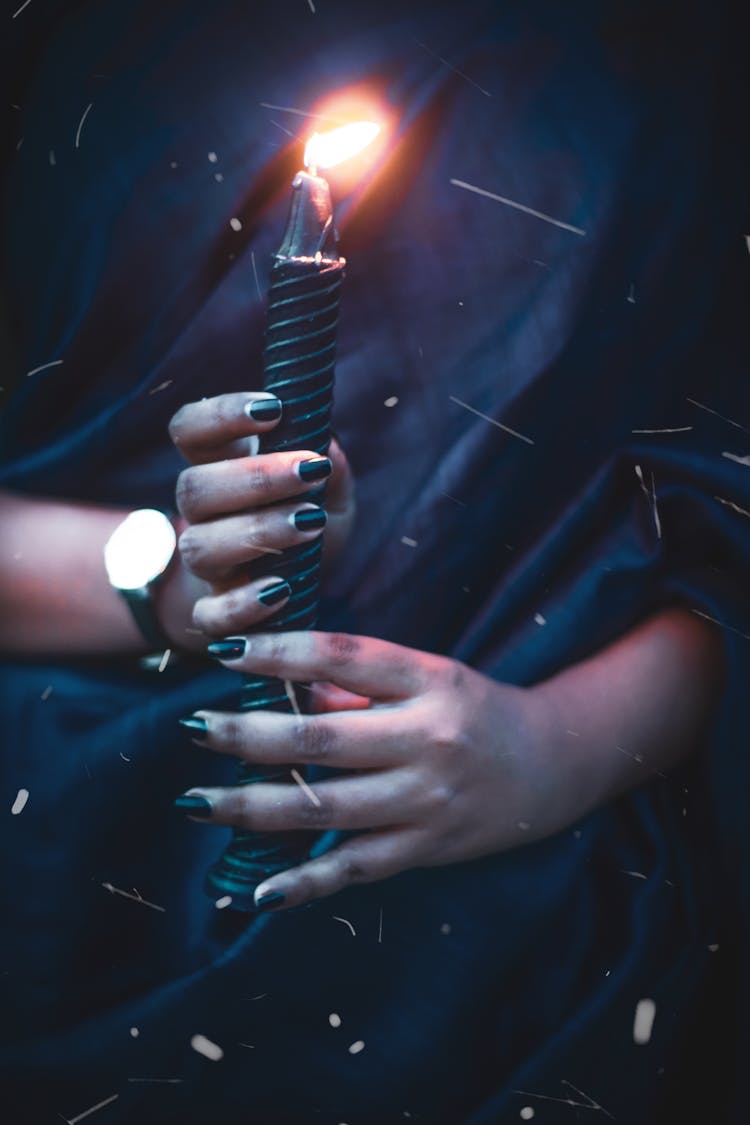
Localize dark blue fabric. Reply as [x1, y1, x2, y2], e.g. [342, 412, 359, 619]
[1, 2, 749, 1121]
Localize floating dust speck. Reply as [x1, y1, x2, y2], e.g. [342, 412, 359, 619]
[49, 149, 56, 166]
[130, 1027, 139, 1038]
[384, 396, 399, 407]
[329, 1013, 342, 1028]
[11, 789, 29, 815]
[215, 896, 233, 910]
[190, 1034, 224, 1061]
[573, 830, 582, 839]
[157, 649, 171, 673]
[229, 217, 242, 232]
[401, 536, 418, 548]
[708, 943, 719, 952]
[214, 172, 224, 182]
[440, 922, 451, 935]
[533, 613, 546, 626]
[148, 380, 173, 395]
[348, 1040, 365, 1055]
[520, 1110, 535, 1121]
[207, 151, 218, 163]
[170, 161, 178, 169]
[517, 821, 531, 832]
[41, 685, 53, 700]
[633, 998, 656, 1045]
[332, 915, 356, 937]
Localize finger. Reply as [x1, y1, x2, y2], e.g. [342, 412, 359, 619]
[309, 682, 371, 712]
[176, 769, 422, 832]
[175, 451, 331, 523]
[192, 577, 292, 637]
[177, 503, 326, 580]
[252, 828, 429, 911]
[169, 392, 282, 464]
[181, 706, 417, 769]
[207, 631, 434, 700]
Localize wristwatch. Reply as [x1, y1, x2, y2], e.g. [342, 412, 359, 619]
[103, 508, 177, 651]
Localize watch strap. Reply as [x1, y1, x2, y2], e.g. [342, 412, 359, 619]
[119, 586, 171, 651]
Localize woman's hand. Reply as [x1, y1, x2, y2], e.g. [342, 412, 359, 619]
[176, 629, 560, 909]
[175, 609, 725, 910]
[164, 392, 355, 645]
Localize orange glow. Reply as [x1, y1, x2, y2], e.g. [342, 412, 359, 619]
[304, 122, 381, 172]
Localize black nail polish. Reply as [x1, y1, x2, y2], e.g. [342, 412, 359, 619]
[293, 507, 327, 532]
[245, 397, 282, 422]
[298, 457, 332, 482]
[179, 715, 208, 735]
[255, 890, 286, 912]
[207, 638, 246, 660]
[174, 794, 212, 818]
[257, 580, 292, 607]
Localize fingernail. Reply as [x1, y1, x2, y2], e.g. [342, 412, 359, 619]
[255, 890, 286, 912]
[298, 456, 332, 482]
[179, 715, 209, 736]
[174, 793, 212, 818]
[292, 507, 327, 532]
[245, 396, 282, 422]
[257, 580, 292, 607]
[207, 638, 246, 660]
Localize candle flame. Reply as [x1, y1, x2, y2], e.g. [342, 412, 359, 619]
[304, 122, 380, 171]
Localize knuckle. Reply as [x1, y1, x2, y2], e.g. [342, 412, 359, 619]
[424, 782, 458, 815]
[244, 462, 274, 498]
[296, 718, 336, 762]
[322, 632, 359, 667]
[340, 856, 368, 883]
[175, 468, 201, 517]
[211, 395, 236, 430]
[296, 794, 334, 827]
[177, 526, 200, 565]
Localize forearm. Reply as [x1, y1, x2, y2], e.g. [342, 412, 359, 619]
[532, 606, 726, 823]
[0, 489, 152, 655]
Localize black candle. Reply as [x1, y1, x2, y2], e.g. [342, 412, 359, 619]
[205, 124, 379, 912]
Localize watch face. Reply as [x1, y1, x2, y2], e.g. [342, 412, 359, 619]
[104, 509, 177, 590]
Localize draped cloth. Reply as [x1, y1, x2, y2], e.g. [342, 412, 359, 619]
[1, 2, 749, 1121]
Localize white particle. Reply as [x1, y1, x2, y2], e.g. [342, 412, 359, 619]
[190, 1034, 224, 1061]
[11, 788, 29, 815]
[291, 767, 321, 806]
[533, 613, 546, 626]
[520, 1109, 535, 1121]
[633, 998, 656, 1045]
[41, 685, 53, 700]
[157, 649, 171, 672]
[11, 0, 33, 19]
[517, 821, 531, 831]
[307, 0, 316, 10]
[215, 895, 233, 910]
[148, 380, 172, 395]
[170, 161, 178, 169]
[348, 1040, 365, 1055]
[64, 1093, 119, 1123]
[130, 1027, 139, 1038]
[440, 922, 451, 935]
[722, 449, 750, 465]
[450, 178, 586, 236]
[207, 151, 218, 163]
[229, 217, 242, 232]
[573, 830, 582, 839]
[627, 282, 636, 304]
[214, 172, 224, 182]
[384, 396, 399, 407]
[25, 358, 63, 379]
[449, 395, 534, 445]
[49, 149, 56, 166]
[332, 915, 356, 937]
[708, 943, 719, 952]
[401, 536, 418, 548]
[329, 1013, 341, 1028]
[74, 102, 94, 149]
